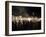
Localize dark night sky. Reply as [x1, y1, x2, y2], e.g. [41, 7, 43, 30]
[12, 6, 41, 17]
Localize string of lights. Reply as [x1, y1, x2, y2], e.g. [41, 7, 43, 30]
[12, 16, 41, 24]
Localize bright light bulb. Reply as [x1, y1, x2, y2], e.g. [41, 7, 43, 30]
[28, 18, 31, 22]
